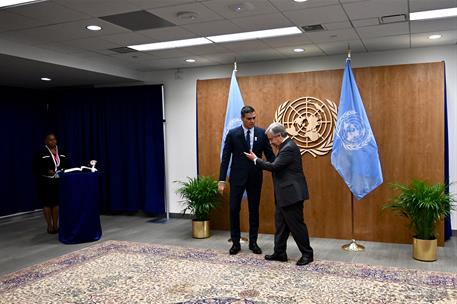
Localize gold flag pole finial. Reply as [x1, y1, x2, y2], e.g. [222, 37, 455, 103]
[234, 60, 237, 71]
[347, 44, 351, 59]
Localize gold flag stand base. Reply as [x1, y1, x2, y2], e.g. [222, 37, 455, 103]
[342, 239, 365, 251]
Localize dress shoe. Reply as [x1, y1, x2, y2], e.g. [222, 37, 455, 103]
[296, 256, 313, 266]
[264, 252, 288, 262]
[229, 243, 241, 255]
[249, 243, 262, 254]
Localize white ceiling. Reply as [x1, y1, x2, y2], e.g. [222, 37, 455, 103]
[0, 0, 456, 87]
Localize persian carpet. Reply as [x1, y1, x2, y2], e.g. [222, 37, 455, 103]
[1, 240, 457, 303]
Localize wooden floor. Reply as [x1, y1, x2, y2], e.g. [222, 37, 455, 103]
[1, 211, 456, 277]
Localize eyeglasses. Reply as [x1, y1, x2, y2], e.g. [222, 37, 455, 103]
[267, 134, 280, 141]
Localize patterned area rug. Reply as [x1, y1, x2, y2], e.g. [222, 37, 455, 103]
[1, 240, 457, 303]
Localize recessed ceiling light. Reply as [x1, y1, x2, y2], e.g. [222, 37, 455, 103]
[293, 48, 304, 52]
[428, 34, 442, 40]
[228, 2, 255, 12]
[41, 77, 51, 81]
[0, 0, 47, 9]
[294, 0, 308, 2]
[128, 37, 212, 51]
[86, 25, 102, 31]
[410, 7, 457, 21]
[185, 58, 196, 63]
[207, 27, 302, 43]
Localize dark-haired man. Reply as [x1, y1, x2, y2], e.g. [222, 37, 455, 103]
[219, 106, 275, 255]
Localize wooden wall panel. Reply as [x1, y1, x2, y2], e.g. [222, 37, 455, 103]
[197, 62, 444, 245]
[198, 71, 353, 239]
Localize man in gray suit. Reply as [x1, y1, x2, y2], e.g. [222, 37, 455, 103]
[245, 122, 314, 266]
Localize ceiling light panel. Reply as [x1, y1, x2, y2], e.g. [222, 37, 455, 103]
[410, 7, 457, 21]
[207, 27, 302, 43]
[128, 37, 212, 51]
[428, 34, 442, 39]
[0, 0, 46, 9]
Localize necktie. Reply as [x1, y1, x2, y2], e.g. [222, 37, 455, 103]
[246, 129, 251, 149]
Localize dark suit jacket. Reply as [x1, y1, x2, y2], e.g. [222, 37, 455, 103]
[38, 146, 68, 177]
[219, 126, 274, 186]
[256, 138, 309, 207]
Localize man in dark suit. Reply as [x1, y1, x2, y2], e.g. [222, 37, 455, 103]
[219, 106, 275, 255]
[245, 122, 314, 266]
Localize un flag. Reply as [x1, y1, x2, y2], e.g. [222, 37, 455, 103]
[331, 59, 383, 200]
[220, 68, 245, 177]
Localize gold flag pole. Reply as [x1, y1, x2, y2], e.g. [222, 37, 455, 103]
[341, 46, 365, 252]
[341, 194, 365, 251]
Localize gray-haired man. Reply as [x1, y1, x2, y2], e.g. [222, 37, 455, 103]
[245, 122, 313, 266]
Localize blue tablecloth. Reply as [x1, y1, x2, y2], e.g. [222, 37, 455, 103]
[59, 171, 102, 244]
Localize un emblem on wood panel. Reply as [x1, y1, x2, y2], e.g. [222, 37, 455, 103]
[274, 97, 337, 157]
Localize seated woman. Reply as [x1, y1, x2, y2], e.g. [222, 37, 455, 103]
[37, 133, 67, 234]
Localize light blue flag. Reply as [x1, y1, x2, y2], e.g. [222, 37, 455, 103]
[220, 69, 245, 162]
[331, 59, 383, 200]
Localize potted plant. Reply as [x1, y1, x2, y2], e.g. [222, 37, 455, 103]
[383, 179, 455, 261]
[176, 176, 220, 238]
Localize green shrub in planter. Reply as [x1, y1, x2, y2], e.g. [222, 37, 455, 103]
[383, 180, 455, 240]
[176, 176, 220, 221]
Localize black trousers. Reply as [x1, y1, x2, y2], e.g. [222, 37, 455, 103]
[229, 179, 262, 244]
[274, 200, 313, 258]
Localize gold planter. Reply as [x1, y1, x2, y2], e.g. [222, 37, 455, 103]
[413, 237, 437, 262]
[192, 220, 210, 239]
